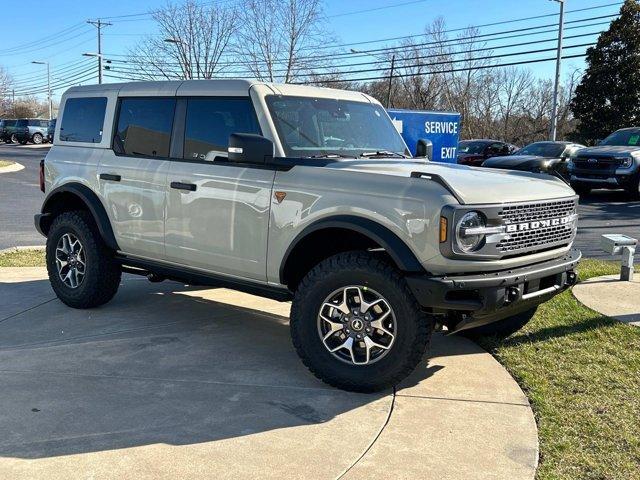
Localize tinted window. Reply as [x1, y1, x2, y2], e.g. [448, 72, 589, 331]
[601, 128, 640, 146]
[517, 142, 566, 157]
[114, 98, 176, 157]
[60, 97, 107, 143]
[184, 98, 260, 161]
[458, 141, 489, 154]
[16, 119, 28, 127]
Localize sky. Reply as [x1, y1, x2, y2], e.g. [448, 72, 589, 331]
[0, 0, 624, 104]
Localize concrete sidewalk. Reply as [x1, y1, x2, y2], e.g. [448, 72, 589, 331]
[0, 268, 538, 479]
[573, 273, 640, 326]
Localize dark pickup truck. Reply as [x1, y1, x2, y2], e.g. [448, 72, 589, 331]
[568, 128, 640, 199]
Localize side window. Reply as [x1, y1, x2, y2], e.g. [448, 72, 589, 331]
[183, 97, 260, 161]
[60, 97, 107, 143]
[114, 98, 176, 158]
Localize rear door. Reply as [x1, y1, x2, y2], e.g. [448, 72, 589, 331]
[97, 93, 177, 259]
[164, 95, 273, 281]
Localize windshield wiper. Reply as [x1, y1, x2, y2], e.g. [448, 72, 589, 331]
[359, 151, 407, 158]
[309, 153, 355, 159]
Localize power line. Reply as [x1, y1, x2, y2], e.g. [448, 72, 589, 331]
[301, 52, 589, 84]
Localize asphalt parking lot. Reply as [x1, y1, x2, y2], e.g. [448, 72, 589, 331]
[0, 143, 637, 259]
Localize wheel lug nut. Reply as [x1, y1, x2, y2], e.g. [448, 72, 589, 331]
[366, 328, 371, 333]
[356, 334, 361, 339]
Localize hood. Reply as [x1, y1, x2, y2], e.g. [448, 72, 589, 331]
[325, 159, 574, 205]
[576, 145, 640, 157]
[482, 155, 556, 169]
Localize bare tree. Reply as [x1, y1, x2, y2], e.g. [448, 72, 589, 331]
[236, 0, 328, 83]
[127, 0, 238, 80]
[0, 66, 13, 117]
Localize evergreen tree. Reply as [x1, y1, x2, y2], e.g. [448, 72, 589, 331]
[570, 0, 640, 144]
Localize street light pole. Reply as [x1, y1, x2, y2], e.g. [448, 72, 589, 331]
[550, 0, 565, 141]
[31, 61, 51, 120]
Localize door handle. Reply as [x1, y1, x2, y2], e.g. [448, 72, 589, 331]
[100, 173, 121, 182]
[170, 181, 197, 192]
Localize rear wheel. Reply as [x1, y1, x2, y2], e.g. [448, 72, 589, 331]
[32, 132, 43, 144]
[10, 134, 17, 143]
[460, 307, 537, 340]
[46, 211, 121, 309]
[290, 251, 433, 392]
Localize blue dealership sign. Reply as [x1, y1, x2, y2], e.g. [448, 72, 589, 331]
[387, 109, 461, 163]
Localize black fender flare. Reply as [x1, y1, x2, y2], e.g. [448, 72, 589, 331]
[36, 183, 119, 251]
[279, 215, 425, 284]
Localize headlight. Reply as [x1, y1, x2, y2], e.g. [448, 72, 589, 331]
[455, 211, 486, 252]
[616, 156, 633, 168]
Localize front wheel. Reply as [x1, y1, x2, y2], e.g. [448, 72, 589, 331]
[290, 252, 433, 392]
[32, 132, 43, 144]
[571, 184, 591, 196]
[46, 210, 122, 308]
[460, 307, 537, 339]
[624, 175, 640, 200]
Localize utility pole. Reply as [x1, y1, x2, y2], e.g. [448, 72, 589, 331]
[549, 0, 565, 141]
[87, 19, 112, 84]
[386, 55, 396, 109]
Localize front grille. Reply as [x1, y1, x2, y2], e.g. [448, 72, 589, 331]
[496, 199, 577, 254]
[574, 156, 620, 171]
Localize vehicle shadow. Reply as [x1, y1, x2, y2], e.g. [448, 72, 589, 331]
[0, 276, 451, 460]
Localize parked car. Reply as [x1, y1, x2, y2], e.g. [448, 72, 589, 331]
[15, 118, 49, 144]
[568, 127, 640, 198]
[482, 141, 585, 177]
[0, 119, 18, 143]
[457, 139, 516, 166]
[35, 80, 580, 392]
[47, 119, 56, 143]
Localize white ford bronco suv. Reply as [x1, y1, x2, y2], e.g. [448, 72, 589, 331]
[36, 80, 581, 392]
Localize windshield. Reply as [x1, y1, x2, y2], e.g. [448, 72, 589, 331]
[266, 95, 408, 158]
[457, 141, 488, 154]
[601, 129, 640, 146]
[516, 142, 566, 157]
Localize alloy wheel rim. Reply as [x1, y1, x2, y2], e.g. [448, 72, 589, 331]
[317, 286, 396, 366]
[55, 233, 86, 289]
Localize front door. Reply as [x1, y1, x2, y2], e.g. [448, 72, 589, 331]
[164, 97, 273, 281]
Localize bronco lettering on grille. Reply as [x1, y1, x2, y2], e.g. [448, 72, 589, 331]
[506, 216, 573, 233]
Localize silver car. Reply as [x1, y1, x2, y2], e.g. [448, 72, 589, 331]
[35, 80, 581, 392]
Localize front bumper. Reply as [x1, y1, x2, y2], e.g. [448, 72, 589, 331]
[569, 166, 638, 189]
[406, 249, 581, 332]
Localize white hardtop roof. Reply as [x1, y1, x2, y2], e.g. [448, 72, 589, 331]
[63, 79, 377, 103]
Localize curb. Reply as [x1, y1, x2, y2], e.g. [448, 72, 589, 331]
[0, 162, 24, 174]
[0, 246, 45, 255]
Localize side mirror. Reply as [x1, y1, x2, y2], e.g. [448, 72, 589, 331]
[416, 139, 433, 159]
[228, 133, 274, 164]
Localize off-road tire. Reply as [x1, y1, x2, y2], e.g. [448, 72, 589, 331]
[460, 307, 537, 339]
[290, 251, 433, 393]
[46, 210, 121, 308]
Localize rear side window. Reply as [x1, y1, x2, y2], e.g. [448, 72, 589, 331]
[183, 98, 260, 161]
[16, 119, 28, 127]
[114, 98, 176, 158]
[60, 97, 107, 143]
